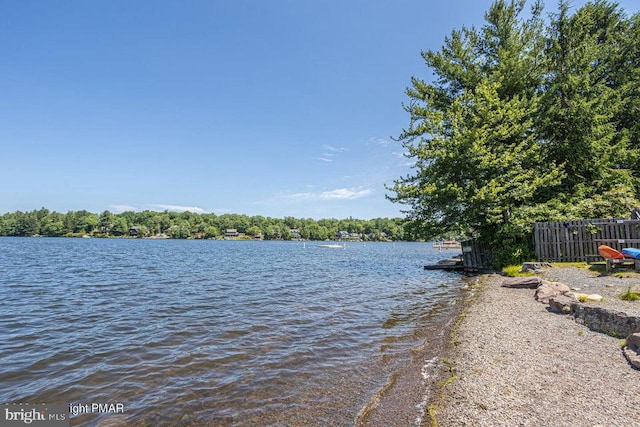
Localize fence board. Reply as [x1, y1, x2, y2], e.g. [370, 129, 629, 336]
[461, 240, 494, 270]
[534, 219, 640, 262]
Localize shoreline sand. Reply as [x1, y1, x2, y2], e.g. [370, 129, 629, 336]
[429, 267, 640, 427]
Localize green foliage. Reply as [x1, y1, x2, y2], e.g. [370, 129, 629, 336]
[585, 223, 602, 235]
[427, 405, 439, 427]
[389, 0, 561, 244]
[543, 1, 640, 198]
[492, 240, 536, 268]
[389, 0, 640, 267]
[619, 286, 640, 301]
[502, 265, 534, 277]
[0, 208, 410, 242]
[437, 362, 458, 388]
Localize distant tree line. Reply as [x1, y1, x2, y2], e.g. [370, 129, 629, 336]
[0, 208, 414, 241]
[389, 0, 640, 266]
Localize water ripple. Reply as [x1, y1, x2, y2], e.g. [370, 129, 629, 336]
[0, 238, 463, 425]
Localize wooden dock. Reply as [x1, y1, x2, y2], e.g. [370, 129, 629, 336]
[424, 258, 465, 271]
[424, 263, 465, 271]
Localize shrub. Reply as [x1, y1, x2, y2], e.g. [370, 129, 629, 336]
[502, 265, 534, 277]
[619, 286, 640, 301]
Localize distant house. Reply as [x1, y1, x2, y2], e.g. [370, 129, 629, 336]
[128, 227, 141, 237]
[225, 229, 240, 239]
[336, 230, 362, 241]
[290, 229, 301, 239]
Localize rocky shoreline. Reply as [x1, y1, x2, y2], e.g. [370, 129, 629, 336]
[430, 265, 640, 427]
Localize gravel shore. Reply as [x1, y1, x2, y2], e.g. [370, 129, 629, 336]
[432, 266, 640, 427]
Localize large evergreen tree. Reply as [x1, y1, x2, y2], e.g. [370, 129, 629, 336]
[541, 0, 636, 198]
[389, 0, 560, 246]
[389, 0, 640, 265]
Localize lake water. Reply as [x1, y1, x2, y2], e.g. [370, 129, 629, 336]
[0, 238, 465, 426]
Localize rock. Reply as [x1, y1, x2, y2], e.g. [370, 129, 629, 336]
[623, 347, 640, 370]
[574, 293, 603, 302]
[573, 306, 640, 338]
[521, 262, 552, 273]
[627, 332, 640, 349]
[535, 281, 572, 304]
[502, 276, 543, 289]
[623, 333, 640, 369]
[549, 294, 578, 314]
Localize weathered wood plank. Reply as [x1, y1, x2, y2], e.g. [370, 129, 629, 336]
[533, 219, 640, 263]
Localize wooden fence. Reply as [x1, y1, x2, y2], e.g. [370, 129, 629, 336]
[461, 240, 495, 270]
[534, 219, 640, 262]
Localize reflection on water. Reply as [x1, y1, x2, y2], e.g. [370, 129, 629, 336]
[0, 238, 463, 426]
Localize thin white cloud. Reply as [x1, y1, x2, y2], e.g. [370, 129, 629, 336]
[280, 187, 374, 202]
[110, 204, 139, 213]
[109, 204, 208, 213]
[211, 207, 232, 214]
[319, 188, 373, 200]
[316, 156, 334, 163]
[322, 144, 347, 152]
[391, 150, 415, 167]
[314, 144, 348, 164]
[286, 192, 315, 201]
[150, 204, 207, 214]
[369, 137, 392, 146]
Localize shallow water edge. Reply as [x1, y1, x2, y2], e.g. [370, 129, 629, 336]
[0, 238, 469, 426]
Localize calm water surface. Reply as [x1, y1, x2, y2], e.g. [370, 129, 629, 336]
[0, 238, 464, 426]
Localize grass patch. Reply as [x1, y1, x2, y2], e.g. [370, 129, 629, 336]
[427, 405, 439, 427]
[553, 262, 590, 268]
[502, 265, 534, 277]
[613, 270, 640, 278]
[619, 286, 640, 301]
[437, 372, 458, 388]
[577, 295, 588, 303]
[555, 262, 640, 277]
[587, 264, 606, 274]
[554, 262, 605, 275]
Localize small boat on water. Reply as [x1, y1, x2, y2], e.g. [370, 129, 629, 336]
[318, 244, 344, 249]
[432, 240, 461, 250]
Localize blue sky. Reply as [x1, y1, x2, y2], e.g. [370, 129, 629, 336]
[1, 1, 638, 219]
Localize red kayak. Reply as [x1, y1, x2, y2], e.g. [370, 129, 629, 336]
[598, 245, 625, 259]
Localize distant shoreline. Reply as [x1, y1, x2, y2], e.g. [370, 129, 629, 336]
[0, 208, 410, 241]
[4, 234, 413, 242]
